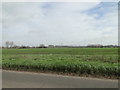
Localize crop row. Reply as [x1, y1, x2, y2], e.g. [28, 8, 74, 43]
[2, 57, 119, 78]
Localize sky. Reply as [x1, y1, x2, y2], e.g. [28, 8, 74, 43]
[2, 2, 118, 46]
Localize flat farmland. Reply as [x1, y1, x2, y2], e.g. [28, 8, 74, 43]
[2, 48, 119, 79]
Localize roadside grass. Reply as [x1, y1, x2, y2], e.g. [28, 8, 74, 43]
[2, 48, 119, 78]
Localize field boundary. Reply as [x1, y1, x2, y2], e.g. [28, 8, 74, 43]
[2, 68, 119, 80]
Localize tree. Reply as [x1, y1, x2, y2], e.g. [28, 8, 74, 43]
[5, 41, 9, 48]
[39, 44, 44, 48]
[39, 44, 46, 48]
[5, 41, 14, 48]
[10, 41, 14, 48]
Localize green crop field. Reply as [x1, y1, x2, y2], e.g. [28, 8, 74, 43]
[2, 48, 119, 78]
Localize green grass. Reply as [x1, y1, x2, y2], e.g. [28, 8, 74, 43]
[2, 48, 118, 55]
[2, 48, 119, 78]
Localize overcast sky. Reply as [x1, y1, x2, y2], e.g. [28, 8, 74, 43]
[2, 2, 118, 46]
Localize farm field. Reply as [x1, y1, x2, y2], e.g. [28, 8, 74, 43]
[2, 48, 119, 79]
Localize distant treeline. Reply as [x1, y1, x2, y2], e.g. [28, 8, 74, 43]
[1, 44, 119, 49]
[1, 41, 119, 48]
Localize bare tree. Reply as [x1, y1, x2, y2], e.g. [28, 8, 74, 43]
[5, 41, 9, 48]
[10, 41, 14, 48]
[5, 41, 14, 48]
